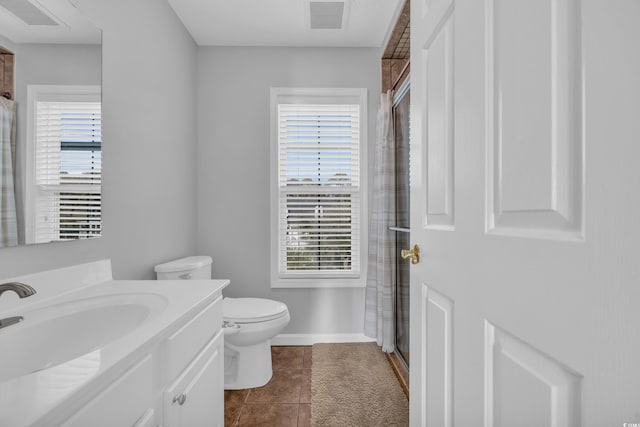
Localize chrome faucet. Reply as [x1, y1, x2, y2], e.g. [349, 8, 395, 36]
[0, 282, 36, 330]
[0, 282, 37, 299]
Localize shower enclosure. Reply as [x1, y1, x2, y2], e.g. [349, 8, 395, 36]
[392, 81, 410, 367]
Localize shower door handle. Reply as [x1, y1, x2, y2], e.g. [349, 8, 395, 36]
[401, 244, 420, 264]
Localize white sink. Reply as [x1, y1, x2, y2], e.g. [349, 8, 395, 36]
[0, 293, 167, 383]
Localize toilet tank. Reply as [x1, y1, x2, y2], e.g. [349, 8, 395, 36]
[154, 256, 212, 280]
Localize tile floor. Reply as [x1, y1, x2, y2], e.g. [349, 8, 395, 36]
[224, 346, 311, 427]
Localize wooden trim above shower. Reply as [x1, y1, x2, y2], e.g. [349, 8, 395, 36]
[0, 46, 15, 100]
[382, 59, 410, 94]
[382, 0, 410, 93]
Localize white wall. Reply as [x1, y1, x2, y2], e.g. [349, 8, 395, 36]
[196, 47, 380, 335]
[0, 0, 198, 280]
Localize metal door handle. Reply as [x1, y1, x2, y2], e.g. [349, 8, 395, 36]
[401, 244, 420, 264]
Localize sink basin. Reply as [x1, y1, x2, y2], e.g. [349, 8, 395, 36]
[0, 293, 167, 383]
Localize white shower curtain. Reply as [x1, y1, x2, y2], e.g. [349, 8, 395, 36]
[364, 91, 396, 352]
[0, 97, 18, 247]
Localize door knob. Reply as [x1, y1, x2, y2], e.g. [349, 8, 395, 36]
[401, 244, 420, 264]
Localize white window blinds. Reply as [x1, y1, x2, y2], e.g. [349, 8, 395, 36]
[34, 101, 102, 242]
[277, 103, 361, 276]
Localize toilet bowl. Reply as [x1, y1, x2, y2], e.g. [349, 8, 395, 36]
[223, 297, 290, 389]
[154, 256, 290, 390]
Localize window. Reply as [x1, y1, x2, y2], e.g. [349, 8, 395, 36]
[26, 85, 101, 243]
[270, 88, 367, 288]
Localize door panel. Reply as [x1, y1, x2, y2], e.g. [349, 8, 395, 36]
[424, 286, 453, 427]
[486, 0, 583, 239]
[424, 15, 455, 229]
[485, 323, 582, 427]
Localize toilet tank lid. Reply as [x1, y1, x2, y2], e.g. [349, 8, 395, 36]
[154, 256, 212, 273]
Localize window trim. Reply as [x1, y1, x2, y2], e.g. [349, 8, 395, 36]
[270, 87, 368, 288]
[25, 84, 101, 244]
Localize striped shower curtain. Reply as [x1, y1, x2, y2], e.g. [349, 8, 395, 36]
[0, 97, 18, 247]
[364, 91, 396, 352]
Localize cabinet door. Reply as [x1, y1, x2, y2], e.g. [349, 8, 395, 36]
[163, 331, 223, 427]
[61, 355, 153, 427]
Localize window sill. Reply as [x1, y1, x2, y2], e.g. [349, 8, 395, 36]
[271, 277, 366, 289]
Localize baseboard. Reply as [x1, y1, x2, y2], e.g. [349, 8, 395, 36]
[271, 333, 376, 346]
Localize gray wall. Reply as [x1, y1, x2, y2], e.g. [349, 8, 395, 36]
[1, 6, 383, 337]
[196, 47, 380, 334]
[0, 0, 198, 280]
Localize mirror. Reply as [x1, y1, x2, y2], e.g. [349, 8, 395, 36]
[0, 0, 101, 248]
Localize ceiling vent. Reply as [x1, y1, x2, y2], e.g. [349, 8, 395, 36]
[309, 1, 345, 30]
[0, 0, 58, 25]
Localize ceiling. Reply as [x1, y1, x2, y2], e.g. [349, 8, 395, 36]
[167, 0, 404, 48]
[0, 0, 100, 44]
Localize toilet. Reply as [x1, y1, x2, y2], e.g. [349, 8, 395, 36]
[154, 256, 290, 390]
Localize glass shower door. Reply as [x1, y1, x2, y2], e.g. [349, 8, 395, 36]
[393, 84, 410, 366]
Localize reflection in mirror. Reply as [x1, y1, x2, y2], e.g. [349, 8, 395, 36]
[0, 0, 101, 247]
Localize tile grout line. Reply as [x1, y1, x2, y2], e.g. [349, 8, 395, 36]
[230, 387, 249, 426]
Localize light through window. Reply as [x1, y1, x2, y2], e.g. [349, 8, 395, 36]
[27, 85, 102, 243]
[278, 103, 361, 275]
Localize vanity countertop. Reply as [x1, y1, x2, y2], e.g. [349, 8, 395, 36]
[0, 263, 229, 427]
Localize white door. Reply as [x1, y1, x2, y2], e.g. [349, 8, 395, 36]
[408, 0, 640, 425]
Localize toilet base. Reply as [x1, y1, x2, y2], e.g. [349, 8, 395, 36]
[224, 340, 273, 389]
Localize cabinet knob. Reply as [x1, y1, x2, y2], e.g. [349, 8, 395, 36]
[173, 393, 187, 405]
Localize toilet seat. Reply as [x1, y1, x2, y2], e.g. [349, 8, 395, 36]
[223, 297, 288, 323]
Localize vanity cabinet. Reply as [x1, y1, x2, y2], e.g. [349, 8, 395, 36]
[0, 261, 229, 427]
[55, 294, 224, 427]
